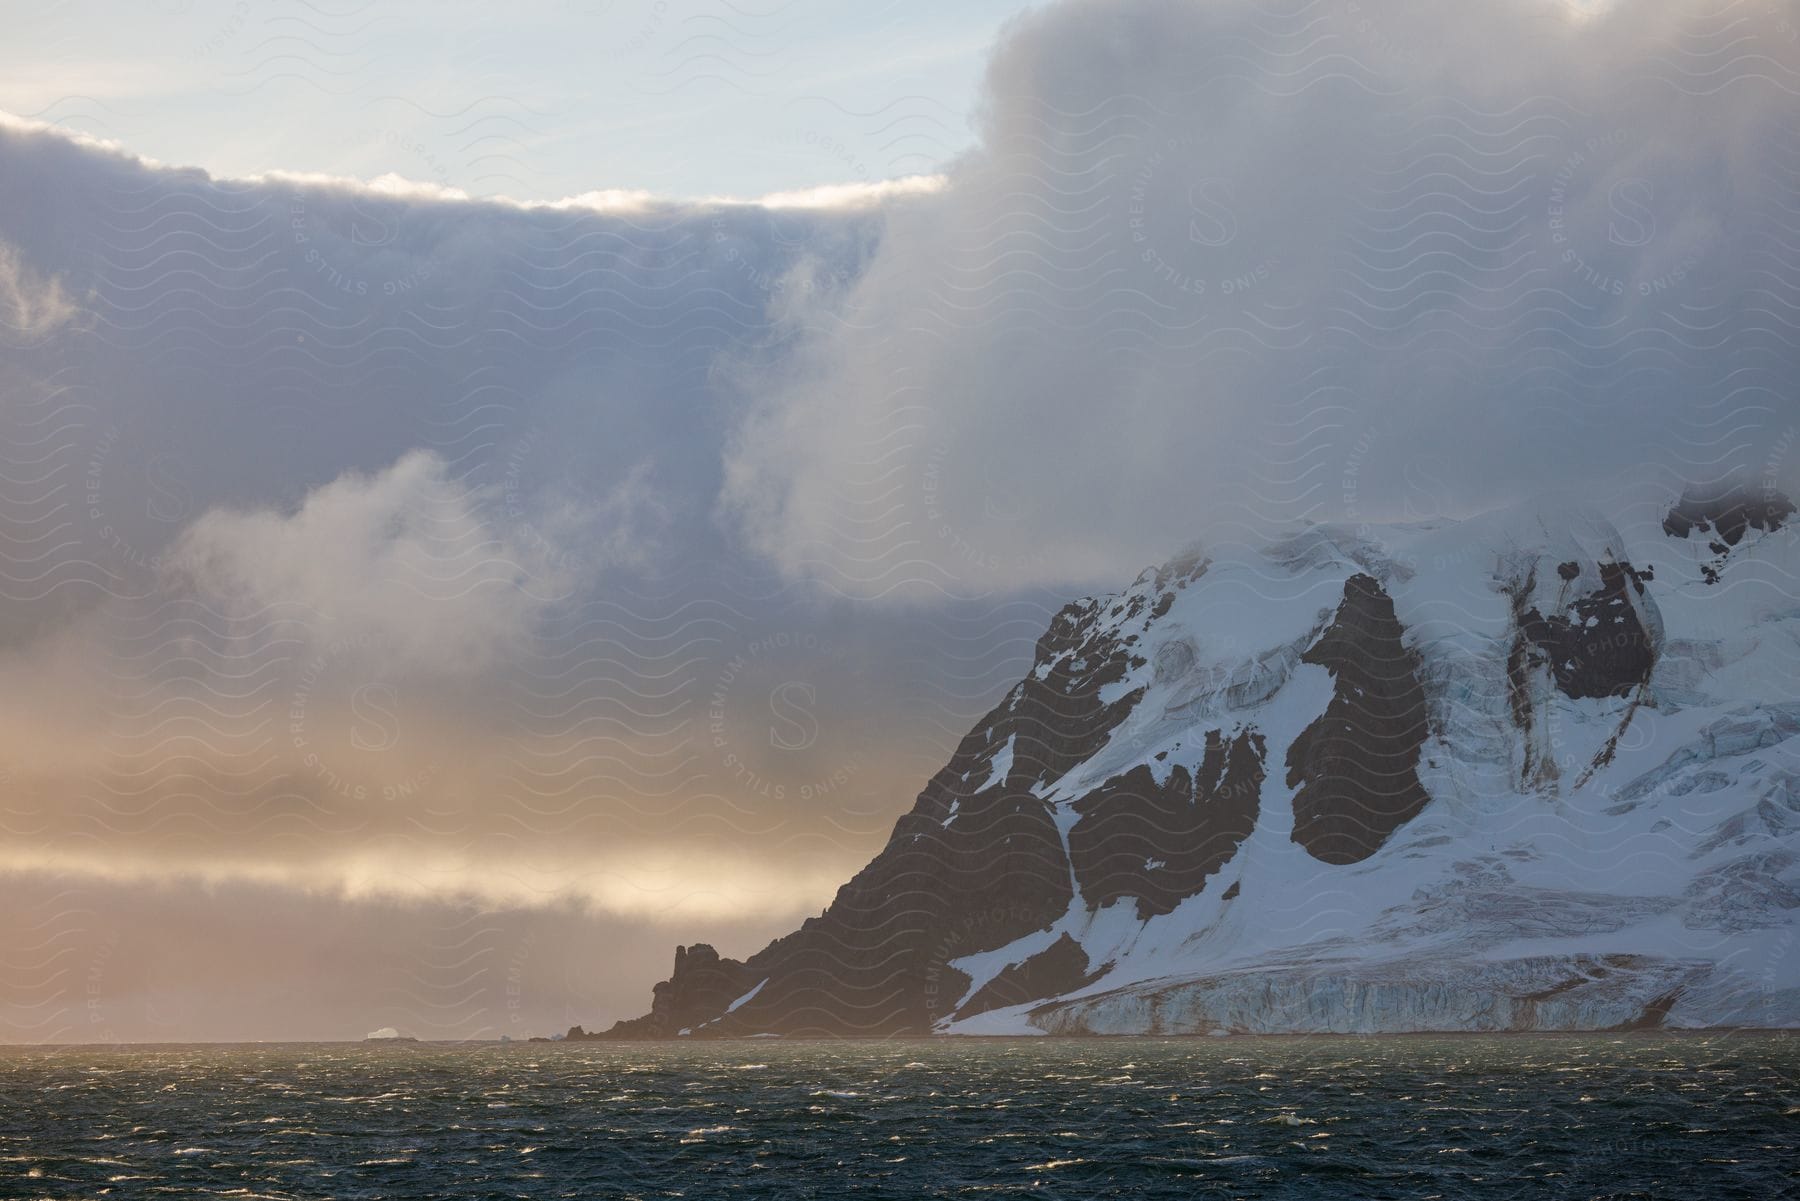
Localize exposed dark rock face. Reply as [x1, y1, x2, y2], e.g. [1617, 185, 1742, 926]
[598, 560, 1206, 1039]
[590, 944, 756, 1038]
[1663, 488, 1793, 584]
[1518, 560, 1656, 701]
[1662, 488, 1792, 542]
[1286, 574, 1431, 865]
[1504, 567, 1548, 789]
[1506, 555, 1663, 793]
[953, 933, 1104, 1020]
[1068, 729, 1265, 919]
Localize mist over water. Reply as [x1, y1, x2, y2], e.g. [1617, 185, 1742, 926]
[3, 1035, 1793, 1199]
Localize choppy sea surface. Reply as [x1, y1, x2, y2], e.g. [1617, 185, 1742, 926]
[2, 1034, 1794, 1199]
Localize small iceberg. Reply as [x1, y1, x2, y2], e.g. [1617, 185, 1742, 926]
[363, 1027, 417, 1042]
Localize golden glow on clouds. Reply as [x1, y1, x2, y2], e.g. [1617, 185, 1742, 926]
[0, 844, 851, 923]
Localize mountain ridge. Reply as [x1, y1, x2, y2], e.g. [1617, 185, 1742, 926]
[585, 487, 1800, 1037]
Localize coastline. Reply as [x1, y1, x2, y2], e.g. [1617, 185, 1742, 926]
[4, 1027, 1794, 1050]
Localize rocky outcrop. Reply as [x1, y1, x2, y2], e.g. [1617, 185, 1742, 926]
[591, 944, 755, 1038]
[1663, 487, 1793, 585]
[1285, 574, 1430, 864]
[1069, 730, 1265, 917]
[953, 933, 1103, 1020]
[1662, 487, 1791, 543]
[1517, 559, 1657, 700]
[1503, 546, 1666, 793]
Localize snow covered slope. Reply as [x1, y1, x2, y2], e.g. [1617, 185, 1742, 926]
[598, 487, 1800, 1036]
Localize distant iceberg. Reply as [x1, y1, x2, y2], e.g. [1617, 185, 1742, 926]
[364, 1026, 415, 1041]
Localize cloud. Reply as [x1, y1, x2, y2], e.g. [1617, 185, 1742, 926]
[0, 116, 896, 853]
[167, 451, 563, 676]
[754, 175, 949, 211]
[0, 840, 852, 925]
[720, 0, 1800, 596]
[0, 237, 78, 341]
[0, 114, 991, 980]
[0, 109, 885, 629]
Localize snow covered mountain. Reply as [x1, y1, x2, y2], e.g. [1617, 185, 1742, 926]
[597, 487, 1800, 1036]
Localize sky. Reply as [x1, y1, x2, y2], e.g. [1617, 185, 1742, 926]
[0, 0, 1034, 200]
[2, 0, 1798, 1042]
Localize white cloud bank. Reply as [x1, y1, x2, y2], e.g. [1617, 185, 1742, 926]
[721, 0, 1800, 596]
[169, 451, 571, 676]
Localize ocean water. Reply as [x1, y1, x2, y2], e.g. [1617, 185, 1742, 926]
[1, 1034, 1794, 1199]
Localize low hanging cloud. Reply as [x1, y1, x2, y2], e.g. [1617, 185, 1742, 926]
[168, 450, 579, 675]
[722, 0, 1800, 596]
